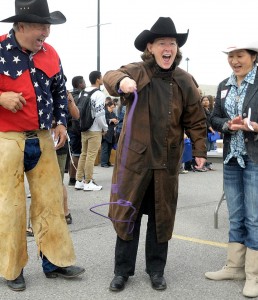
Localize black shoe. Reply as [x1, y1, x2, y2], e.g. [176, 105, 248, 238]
[150, 274, 167, 290]
[109, 275, 128, 292]
[68, 178, 76, 186]
[101, 164, 110, 168]
[7, 272, 26, 291]
[45, 265, 85, 279]
[65, 213, 73, 225]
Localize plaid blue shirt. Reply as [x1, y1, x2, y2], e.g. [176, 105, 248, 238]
[224, 65, 257, 168]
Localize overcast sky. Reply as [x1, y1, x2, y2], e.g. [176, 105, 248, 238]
[1, 0, 258, 89]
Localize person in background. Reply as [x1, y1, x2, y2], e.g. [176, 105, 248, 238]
[114, 101, 126, 147]
[0, 0, 85, 291]
[201, 95, 216, 151]
[75, 71, 108, 191]
[179, 133, 190, 174]
[68, 75, 86, 186]
[103, 17, 206, 292]
[205, 42, 258, 298]
[56, 85, 80, 224]
[101, 100, 118, 167]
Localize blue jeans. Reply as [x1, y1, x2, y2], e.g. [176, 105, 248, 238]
[224, 156, 258, 250]
[25, 139, 58, 273]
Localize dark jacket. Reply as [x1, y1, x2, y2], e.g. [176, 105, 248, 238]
[103, 62, 206, 243]
[210, 70, 258, 162]
[103, 109, 117, 144]
[70, 88, 82, 134]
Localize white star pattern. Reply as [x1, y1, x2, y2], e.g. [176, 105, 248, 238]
[0, 29, 68, 130]
[57, 120, 62, 125]
[6, 43, 12, 50]
[13, 56, 21, 64]
[0, 57, 6, 64]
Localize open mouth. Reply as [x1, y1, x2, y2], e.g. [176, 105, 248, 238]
[162, 54, 171, 62]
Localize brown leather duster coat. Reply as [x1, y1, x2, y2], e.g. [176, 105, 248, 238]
[103, 62, 206, 243]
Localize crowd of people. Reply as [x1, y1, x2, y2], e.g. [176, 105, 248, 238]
[1, 0, 258, 298]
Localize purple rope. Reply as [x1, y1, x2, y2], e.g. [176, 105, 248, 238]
[89, 90, 138, 234]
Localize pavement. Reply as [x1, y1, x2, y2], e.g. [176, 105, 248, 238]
[0, 162, 256, 300]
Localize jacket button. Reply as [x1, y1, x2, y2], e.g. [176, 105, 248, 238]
[243, 113, 247, 117]
[245, 138, 248, 143]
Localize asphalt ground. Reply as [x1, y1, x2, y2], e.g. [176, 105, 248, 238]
[1, 162, 256, 300]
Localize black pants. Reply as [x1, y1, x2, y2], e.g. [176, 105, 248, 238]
[101, 140, 112, 166]
[114, 180, 168, 277]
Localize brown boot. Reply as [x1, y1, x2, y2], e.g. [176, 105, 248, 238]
[205, 242, 246, 280]
[243, 248, 258, 298]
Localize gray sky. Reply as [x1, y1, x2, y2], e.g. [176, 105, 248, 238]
[1, 0, 258, 89]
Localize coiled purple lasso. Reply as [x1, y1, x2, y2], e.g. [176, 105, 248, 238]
[89, 90, 138, 234]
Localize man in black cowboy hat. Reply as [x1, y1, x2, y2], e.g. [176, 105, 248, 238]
[0, 0, 85, 292]
[103, 17, 207, 292]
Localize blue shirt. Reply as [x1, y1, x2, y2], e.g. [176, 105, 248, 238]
[224, 65, 257, 167]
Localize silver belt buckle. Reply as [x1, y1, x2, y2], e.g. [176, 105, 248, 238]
[24, 131, 38, 139]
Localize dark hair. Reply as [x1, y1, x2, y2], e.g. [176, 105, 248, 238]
[141, 46, 182, 68]
[106, 100, 114, 107]
[72, 76, 84, 88]
[246, 49, 258, 63]
[89, 71, 102, 84]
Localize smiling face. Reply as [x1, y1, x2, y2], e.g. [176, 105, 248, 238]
[227, 49, 257, 82]
[16, 22, 51, 53]
[147, 37, 178, 69]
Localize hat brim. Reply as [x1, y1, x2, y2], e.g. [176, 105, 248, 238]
[134, 30, 189, 52]
[0, 11, 66, 25]
[222, 46, 258, 54]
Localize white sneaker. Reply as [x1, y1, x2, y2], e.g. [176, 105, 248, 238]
[84, 180, 102, 191]
[75, 180, 84, 190]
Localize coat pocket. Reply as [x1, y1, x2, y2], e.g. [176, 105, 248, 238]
[167, 143, 183, 171]
[124, 139, 147, 174]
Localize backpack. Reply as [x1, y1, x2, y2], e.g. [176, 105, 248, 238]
[76, 88, 99, 132]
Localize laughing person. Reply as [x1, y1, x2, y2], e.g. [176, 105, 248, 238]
[103, 17, 207, 292]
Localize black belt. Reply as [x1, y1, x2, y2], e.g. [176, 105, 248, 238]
[24, 131, 38, 139]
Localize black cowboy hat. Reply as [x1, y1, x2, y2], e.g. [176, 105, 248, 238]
[134, 17, 188, 51]
[0, 0, 66, 24]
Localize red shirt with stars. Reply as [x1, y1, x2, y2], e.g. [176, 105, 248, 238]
[0, 29, 68, 132]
